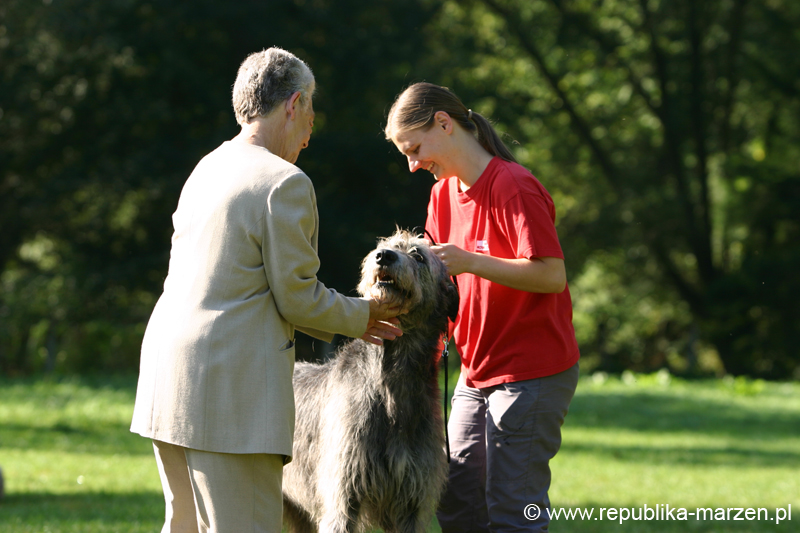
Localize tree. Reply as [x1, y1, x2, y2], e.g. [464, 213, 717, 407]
[426, 0, 800, 377]
[0, 0, 438, 374]
[3, 0, 797, 378]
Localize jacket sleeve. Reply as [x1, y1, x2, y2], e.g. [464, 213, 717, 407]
[295, 325, 336, 343]
[261, 172, 369, 338]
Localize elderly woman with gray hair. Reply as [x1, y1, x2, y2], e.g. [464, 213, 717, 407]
[130, 48, 403, 533]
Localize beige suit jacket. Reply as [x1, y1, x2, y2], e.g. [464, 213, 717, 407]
[130, 141, 369, 457]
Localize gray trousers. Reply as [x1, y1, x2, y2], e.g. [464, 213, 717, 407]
[152, 440, 284, 533]
[436, 363, 579, 533]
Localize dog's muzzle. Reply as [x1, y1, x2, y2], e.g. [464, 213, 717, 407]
[375, 249, 398, 289]
[372, 249, 408, 296]
[375, 249, 398, 266]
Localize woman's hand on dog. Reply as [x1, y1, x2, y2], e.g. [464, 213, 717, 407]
[365, 296, 408, 320]
[360, 295, 407, 345]
[432, 243, 567, 293]
[361, 317, 403, 345]
[431, 243, 474, 276]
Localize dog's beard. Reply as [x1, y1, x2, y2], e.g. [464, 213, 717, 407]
[360, 264, 417, 310]
[376, 267, 397, 290]
[364, 270, 406, 302]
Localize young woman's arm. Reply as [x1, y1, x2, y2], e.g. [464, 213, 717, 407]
[431, 244, 566, 293]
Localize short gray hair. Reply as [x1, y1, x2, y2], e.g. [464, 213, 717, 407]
[232, 47, 315, 125]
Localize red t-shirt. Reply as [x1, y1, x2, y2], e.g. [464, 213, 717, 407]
[426, 157, 580, 388]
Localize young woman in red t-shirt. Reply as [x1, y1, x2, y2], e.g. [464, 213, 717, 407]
[386, 82, 580, 533]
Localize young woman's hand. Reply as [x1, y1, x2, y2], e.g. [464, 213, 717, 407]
[430, 244, 474, 276]
[432, 244, 566, 293]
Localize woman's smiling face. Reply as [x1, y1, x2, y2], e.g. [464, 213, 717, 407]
[391, 112, 456, 181]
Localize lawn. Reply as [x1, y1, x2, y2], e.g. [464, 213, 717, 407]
[0, 371, 798, 532]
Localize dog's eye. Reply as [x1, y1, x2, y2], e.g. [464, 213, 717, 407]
[410, 249, 425, 263]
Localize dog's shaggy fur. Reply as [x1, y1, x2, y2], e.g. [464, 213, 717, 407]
[282, 229, 458, 533]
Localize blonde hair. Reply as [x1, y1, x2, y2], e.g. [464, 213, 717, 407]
[385, 82, 517, 163]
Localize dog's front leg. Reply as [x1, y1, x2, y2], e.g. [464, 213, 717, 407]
[316, 406, 362, 533]
[383, 501, 430, 533]
[318, 491, 360, 533]
[316, 454, 361, 533]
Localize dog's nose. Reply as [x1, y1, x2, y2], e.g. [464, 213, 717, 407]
[375, 249, 398, 266]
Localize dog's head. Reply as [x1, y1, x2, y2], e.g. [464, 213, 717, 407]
[358, 229, 459, 331]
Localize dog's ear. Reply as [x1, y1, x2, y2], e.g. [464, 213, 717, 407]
[445, 279, 459, 322]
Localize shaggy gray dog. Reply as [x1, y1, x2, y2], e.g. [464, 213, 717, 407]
[282, 229, 458, 533]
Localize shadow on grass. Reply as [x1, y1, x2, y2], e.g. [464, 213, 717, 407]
[0, 491, 163, 531]
[0, 422, 154, 455]
[567, 391, 800, 441]
[561, 441, 800, 467]
[0, 492, 439, 533]
[2, 493, 792, 533]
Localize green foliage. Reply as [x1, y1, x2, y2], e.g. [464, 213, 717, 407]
[1, 0, 798, 377]
[426, 0, 800, 378]
[0, 0, 438, 374]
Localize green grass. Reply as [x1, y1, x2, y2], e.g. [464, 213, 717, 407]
[0, 377, 162, 532]
[548, 372, 800, 532]
[1, 372, 798, 532]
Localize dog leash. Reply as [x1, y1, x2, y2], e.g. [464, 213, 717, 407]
[416, 226, 454, 464]
[441, 334, 451, 463]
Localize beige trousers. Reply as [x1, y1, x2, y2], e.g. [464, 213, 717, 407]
[152, 440, 284, 533]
